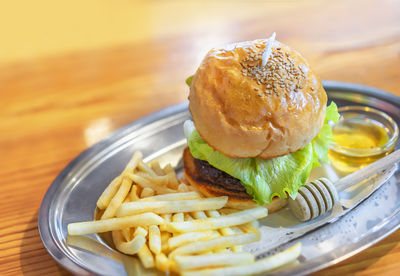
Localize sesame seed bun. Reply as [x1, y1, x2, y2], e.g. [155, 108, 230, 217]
[189, 39, 327, 159]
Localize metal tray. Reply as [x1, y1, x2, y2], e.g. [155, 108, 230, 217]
[38, 81, 400, 275]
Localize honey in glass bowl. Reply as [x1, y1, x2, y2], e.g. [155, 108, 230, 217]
[328, 106, 398, 176]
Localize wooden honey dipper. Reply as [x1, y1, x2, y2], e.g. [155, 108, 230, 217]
[289, 149, 400, 221]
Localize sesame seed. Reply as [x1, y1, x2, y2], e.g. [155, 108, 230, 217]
[239, 43, 307, 97]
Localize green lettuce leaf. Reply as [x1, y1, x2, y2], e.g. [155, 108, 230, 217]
[186, 75, 194, 87]
[185, 102, 340, 205]
[312, 102, 340, 164]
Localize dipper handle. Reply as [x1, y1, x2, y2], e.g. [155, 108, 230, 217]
[289, 149, 400, 221]
[335, 149, 400, 192]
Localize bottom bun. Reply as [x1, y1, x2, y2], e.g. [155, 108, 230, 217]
[183, 147, 287, 213]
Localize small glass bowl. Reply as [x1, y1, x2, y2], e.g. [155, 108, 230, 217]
[328, 106, 399, 175]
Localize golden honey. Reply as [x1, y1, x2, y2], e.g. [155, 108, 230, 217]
[333, 119, 389, 150]
[328, 106, 398, 176]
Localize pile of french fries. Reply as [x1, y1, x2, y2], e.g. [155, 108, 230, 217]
[68, 151, 301, 275]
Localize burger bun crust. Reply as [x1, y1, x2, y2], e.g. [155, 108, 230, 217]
[189, 39, 327, 159]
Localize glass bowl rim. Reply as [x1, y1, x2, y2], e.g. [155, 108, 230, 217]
[329, 105, 399, 157]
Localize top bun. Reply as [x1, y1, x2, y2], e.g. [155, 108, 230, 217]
[189, 39, 327, 159]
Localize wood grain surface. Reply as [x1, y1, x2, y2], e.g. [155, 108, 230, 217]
[1, 0, 400, 275]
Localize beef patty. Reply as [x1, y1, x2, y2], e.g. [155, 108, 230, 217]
[183, 147, 252, 200]
[183, 147, 288, 211]
[193, 158, 247, 193]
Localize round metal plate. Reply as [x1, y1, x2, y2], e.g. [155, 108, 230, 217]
[38, 81, 400, 275]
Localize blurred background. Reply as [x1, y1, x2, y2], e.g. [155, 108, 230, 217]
[1, 0, 399, 146]
[1, 0, 399, 148]
[0, 0, 399, 275]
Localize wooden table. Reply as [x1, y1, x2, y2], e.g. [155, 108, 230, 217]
[1, 0, 399, 275]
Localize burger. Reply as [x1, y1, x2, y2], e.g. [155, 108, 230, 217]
[183, 35, 339, 213]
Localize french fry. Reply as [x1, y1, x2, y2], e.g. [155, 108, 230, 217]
[120, 199, 132, 241]
[117, 197, 228, 217]
[127, 173, 176, 194]
[140, 187, 155, 198]
[96, 176, 122, 210]
[219, 226, 235, 236]
[167, 207, 267, 233]
[161, 231, 171, 242]
[180, 243, 302, 276]
[169, 259, 180, 274]
[149, 160, 165, 176]
[205, 210, 235, 235]
[134, 226, 148, 238]
[139, 192, 201, 202]
[169, 232, 260, 257]
[137, 243, 155, 268]
[214, 248, 230, 253]
[101, 177, 133, 219]
[139, 174, 170, 186]
[239, 223, 259, 233]
[184, 213, 194, 221]
[149, 225, 161, 254]
[129, 185, 139, 202]
[163, 164, 174, 174]
[140, 165, 178, 188]
[161, 243, 170, 254]
[96, 152, 142, 210]
[204, 210, 220, 217]
[219, 208, 240, 215]
[135, 171, 153, 179]
[138, 161, 157, 177]
[112, 230, 146, 255]
[161, 232, 171, 253]
[155, 253, 170, 272]
[191, 211, 207, 219]
[111, 229, 122, 245]
[121, 228, 131, 241]
[68, 212, 164, 235]
[206, 210, 242, 252]
[167, 171, 179, 189]
[232, 227, 244, 234]
[191, 211, 220, 238]
[160, 214, 171, 231]
[68, 151, 286, 275]
[168, 231, 220, 250]
[231, 230, 243, 252]
[175, 252, 254, 270]
[172, 213, 184, 222]
[172, 213, 184, 237]
[125, 151, 144, 172]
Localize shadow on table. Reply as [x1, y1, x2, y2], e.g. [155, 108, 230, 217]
[19, 210, 71, 275]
